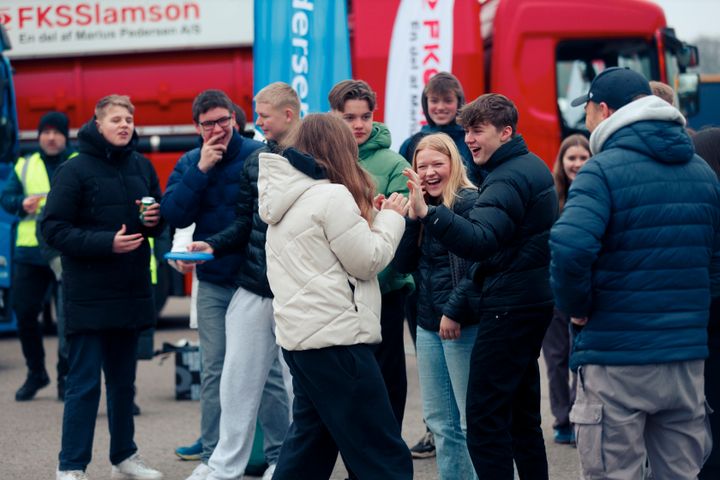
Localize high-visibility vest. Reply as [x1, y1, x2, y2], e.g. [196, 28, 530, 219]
[149, 237, 158, 285]
[14, 151, 78, 247]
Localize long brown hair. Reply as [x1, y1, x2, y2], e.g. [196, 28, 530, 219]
[291, 114, 376, 222]
[412, 133, 474, 209]
[553, 134, 590, 210]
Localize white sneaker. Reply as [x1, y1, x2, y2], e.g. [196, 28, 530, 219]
[261, 464, 276, 480]
[185, 462, 213, 480]
[111, 453, 163, 479]
[56, 470, 89, 480]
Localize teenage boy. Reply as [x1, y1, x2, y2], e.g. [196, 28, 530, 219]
[328, 80, 413, 429]
[405, 93, 557, 479]
[399, 71, 481, 186]
[188, 82, 300, 480]
[160, 90, 268, 480]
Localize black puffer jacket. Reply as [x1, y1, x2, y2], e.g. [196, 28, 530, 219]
[422, 135, 557, 313]
[40, 118, 164, 335]
[394, 188, 478, 331]
[205, 142, 272, 297]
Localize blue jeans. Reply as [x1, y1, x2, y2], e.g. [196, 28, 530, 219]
[196, 281, 237, 463]
[416, 325, 478, 480]
[58, 330, 139, 471]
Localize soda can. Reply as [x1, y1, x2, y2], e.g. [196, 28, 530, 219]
[139, 196, 156, 221]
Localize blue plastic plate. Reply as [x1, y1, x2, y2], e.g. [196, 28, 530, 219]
[164, 251, 214, 262]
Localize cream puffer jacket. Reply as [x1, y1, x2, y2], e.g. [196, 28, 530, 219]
[258, 151, 405, 351]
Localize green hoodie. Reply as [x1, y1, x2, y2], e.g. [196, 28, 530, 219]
[359, 122, 414, 294]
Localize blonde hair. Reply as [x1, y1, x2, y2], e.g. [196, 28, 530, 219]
[412, 133, 474, 209]
[254, 82, 301, 115]
[95, 94, 134, 119]
[291, 114, 376, 222]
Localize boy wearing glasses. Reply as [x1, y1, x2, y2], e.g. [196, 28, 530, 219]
[161, 89, 265, 480]
[184, 82, 301, 480]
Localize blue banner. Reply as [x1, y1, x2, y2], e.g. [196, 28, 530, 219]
[253, 0, 352, 118]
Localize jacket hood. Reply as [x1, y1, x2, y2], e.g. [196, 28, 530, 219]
[590, 95, 692, 164]
[258, 149, 329, 225]
[421, 82, 465, 128]
[77, 117, 139, 161]
[359, 122, 392, 159]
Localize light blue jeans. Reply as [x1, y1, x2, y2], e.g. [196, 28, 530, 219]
[416, 324, 478, 480]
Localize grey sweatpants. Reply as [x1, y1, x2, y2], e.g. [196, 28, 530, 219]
[207, 285, 292, 480]
[571, 360, 712, 480]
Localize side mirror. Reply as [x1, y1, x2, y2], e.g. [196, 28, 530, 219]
[676, 73, 700, 117]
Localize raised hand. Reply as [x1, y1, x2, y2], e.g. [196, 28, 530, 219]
[403, 168, 428, 219]
[381, 192, 410, 216]
[112, 224, 144, 253]
[373, 194, 386, 211]
[198, 133, 227, 173]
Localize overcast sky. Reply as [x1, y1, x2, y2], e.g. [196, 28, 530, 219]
[651, 0, 719, 41]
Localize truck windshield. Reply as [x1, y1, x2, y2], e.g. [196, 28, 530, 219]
[556, 39, 656, 136]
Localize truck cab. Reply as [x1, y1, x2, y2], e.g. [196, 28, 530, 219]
[352, 0, 699, 167]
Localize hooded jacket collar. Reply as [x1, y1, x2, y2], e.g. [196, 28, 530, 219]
[259, 149, 329, 225]
[358, 122, 392, 160]
[77, 117, 139, 163]
[590, 95, 689, 162]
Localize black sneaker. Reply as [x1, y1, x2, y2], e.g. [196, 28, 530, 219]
[15, 370, 50, 401]
[410, 430, 436, 459]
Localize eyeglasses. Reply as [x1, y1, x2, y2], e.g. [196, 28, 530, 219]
[199, 115, 232, 130]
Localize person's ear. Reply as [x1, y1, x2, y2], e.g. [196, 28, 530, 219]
[599, 102, 612, 119]
[500, 125, 513, 142]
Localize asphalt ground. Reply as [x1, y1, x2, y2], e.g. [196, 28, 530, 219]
[0, 297, 581, 479]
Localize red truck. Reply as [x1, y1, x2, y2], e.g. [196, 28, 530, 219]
[7, 0, 698, 175]
[2, 0, 699, 304]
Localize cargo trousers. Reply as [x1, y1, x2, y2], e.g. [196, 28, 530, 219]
[571, 360, 712, 480]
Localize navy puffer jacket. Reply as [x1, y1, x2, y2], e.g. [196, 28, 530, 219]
[550, 95, 720, 370]
[161, 131, 264, 285]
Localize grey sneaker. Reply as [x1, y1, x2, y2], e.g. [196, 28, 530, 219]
[111, 453, 163, 479]
[56, 470, 89, 480]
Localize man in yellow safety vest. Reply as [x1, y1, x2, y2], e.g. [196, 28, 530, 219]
[0, 111, 77, 401]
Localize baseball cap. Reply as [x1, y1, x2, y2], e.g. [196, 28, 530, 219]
[571, 67, 652, 110]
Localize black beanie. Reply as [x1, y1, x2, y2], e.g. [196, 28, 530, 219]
[38, 111, 70, 140]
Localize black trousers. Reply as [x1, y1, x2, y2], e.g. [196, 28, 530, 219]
[59, 330, 139, 470]
[274, 345, 413, 480]
[12, 262, 57, 374]
[540, 308, 576, 429]
[375, 289, 408, 427]
[467, 307, 553, 480]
